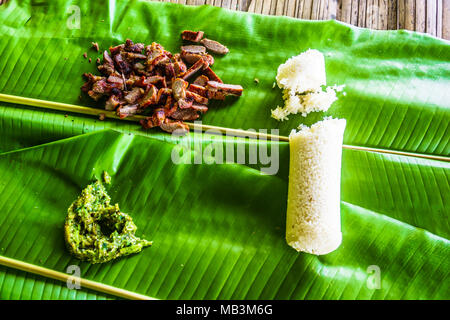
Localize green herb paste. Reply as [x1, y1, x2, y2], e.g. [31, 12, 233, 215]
[64, 172, 152, 263]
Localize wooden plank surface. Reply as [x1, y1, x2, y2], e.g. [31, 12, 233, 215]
[151, 0, 449, 40]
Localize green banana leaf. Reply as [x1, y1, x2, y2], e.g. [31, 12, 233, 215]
[0, 0, 449, 300]
[0, 0, 449, 155]
[0, 130, 448, 300]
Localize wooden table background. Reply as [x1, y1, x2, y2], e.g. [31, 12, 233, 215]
[154, 0, 450, 40]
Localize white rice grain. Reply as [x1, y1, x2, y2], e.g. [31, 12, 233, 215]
[286, 117, 346, 255]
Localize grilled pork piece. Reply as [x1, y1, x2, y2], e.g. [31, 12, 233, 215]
[92, 42, 99, 52]
[139, 84, 158, 108]
[137, 75, 166, 88]
[206, 81, 243, 99]
[174, 60, 187, 76]
[107, 75, 123, 84]
[91, 79, 109, 95]
[81, 37, 243, 133]
[193, 75, 209, 87]
[181, 30, 204, 43]
[188, 83, 208, 97]
[164, 63, 175, 79]
[207, 81, 243, 96]
[140, 109, 164, 129]
[191, 103, 208, 113]
[109, 44, 125, 55]
[164, 102, 178, 118]
[153, 108, 166, 125]
[146, 53, 170, 72]
[117, 104, 138, 118]
[157, 88, 173, 104]
[124, 39, 145, 53]
[186, 90, 209, 105]
[114, 53, 132, 74]
[103, 51, 114, 65]
[105, 95, 120, 111]
[124, 87, 144, 104]
[200, 38, 229, 55]
[171, 108, 200, 121]
[172, 78, 189, 101]
[160, 118, 190, 134]
[203, 67, 223, 83]
[177, 96, 194, 109]
[201, 54, 214, 67]
[206, 90, 226, 100]
[81, 73, 103, 93]
[182, 59, 207, 80]
[124, 52, 147, 60]
[180, 52, 202, 65]
[98, 51, 116, 75]
[181, 45, 206, 54]
[181, 51, 214, 67]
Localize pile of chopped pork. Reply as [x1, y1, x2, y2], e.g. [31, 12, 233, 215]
[81, 30, 243, 133]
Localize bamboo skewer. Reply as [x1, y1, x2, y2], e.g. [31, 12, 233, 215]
[340, 144, 450, 162]
[0, 255, 155, 300]
[0, 93, 448, 162]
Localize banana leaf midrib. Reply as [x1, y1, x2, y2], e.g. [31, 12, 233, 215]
[0, 95, 448, 162]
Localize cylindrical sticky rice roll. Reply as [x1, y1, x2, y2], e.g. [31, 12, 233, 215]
[286, 118, 346, 255]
